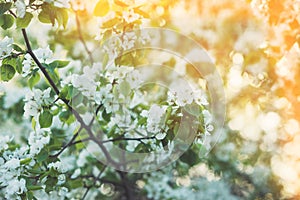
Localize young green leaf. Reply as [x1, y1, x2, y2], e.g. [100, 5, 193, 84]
[49, 60, 70, 69]
[12, 44, 24, 53]
[56, 8, 69, 29]
[16, 12, 34, 28]
[39, 110, 53, 128]
[38, 9, 52, 25]
[0, 64, 16, 81]
[0, 14, 14, 30]
[28, 72, 40, 89]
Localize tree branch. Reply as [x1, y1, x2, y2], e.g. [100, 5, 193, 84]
[102, 136, 156, 144]
[21, 28, 120, 168]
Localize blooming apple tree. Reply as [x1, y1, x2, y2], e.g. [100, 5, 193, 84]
[0, 0, 216, 199]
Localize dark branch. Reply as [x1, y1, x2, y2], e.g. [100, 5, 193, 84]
[102, 136, 156, 144]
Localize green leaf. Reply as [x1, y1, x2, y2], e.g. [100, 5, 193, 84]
[39, 110, 53, 128]
[59, 110, 75, 125]
[38, 7, 53, 25]
[20, 158, 32, 165]
[101, 17, 119, 28]
[46, 67, 60, 84]
[38, 4, 68, 28]
[45, 177, 58, 193]
[27, 168, 43, 174]
[102, 110, 111, 121]
[49, 60, 70, 69]
[38, 10, 52, 24]
[0, 14, 14, 30]
[12, 44, 24, 53]
[16, 12, 33, 28]
[0, 64, 16, 81]
[94, 0, 110, 17]
[27, 185, 43, 191]
[32, 117, 36, 130]
[179, 148, 200, 166]
[56, 8, 68, 29]
[36, 149, 48, 162]
[68, 179, 83, 189]
[28, 72, 40, 89]
[0, 3, 12, 16]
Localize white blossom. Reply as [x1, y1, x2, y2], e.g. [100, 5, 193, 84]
[146, 105, 167, 133]
[0, 37, 14, 59]
[48, 161, 67, 173]
[123, 9, 140, 23]
[122, 32, 137, 50]
[28, 128, 51, 156]
[24, 88, 52, 119]
[4, 178, 27, 198]
[94, 84, 113, 104]
[15, 0, 26, 18]
[4, 158, 20, 170]
[34, 46, 53, 63]
[22, 54, 33, 77]
[71, 168, 81, 179]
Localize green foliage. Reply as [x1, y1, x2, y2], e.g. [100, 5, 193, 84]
[0, 64, 15, 81]
[38, 3, 68, 28]
[16, 12, 34, 29]
[39, 110, 53, 128]
[0, 14, 14, 29]
[49, 60, 70, 69]
[28, 72, 40, 89]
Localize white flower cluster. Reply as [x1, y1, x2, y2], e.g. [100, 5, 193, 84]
[0, 136, 28, 199]
[0, 37, 14, 59]
[143, 104, 167, 136]
[28, 127, 51, 155]
[22, 46, 53, 77]
[71, 63, 102, 98]
[24, 88, 52, 118]
[168, 80, 209, 107]
[0, 128, 53, 198]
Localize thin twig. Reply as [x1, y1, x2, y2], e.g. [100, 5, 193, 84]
[50, 126, 83, 158]
[82, 166, 107, 200]
[75, 12, 94, 64]
[101, 136, 156, 144]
